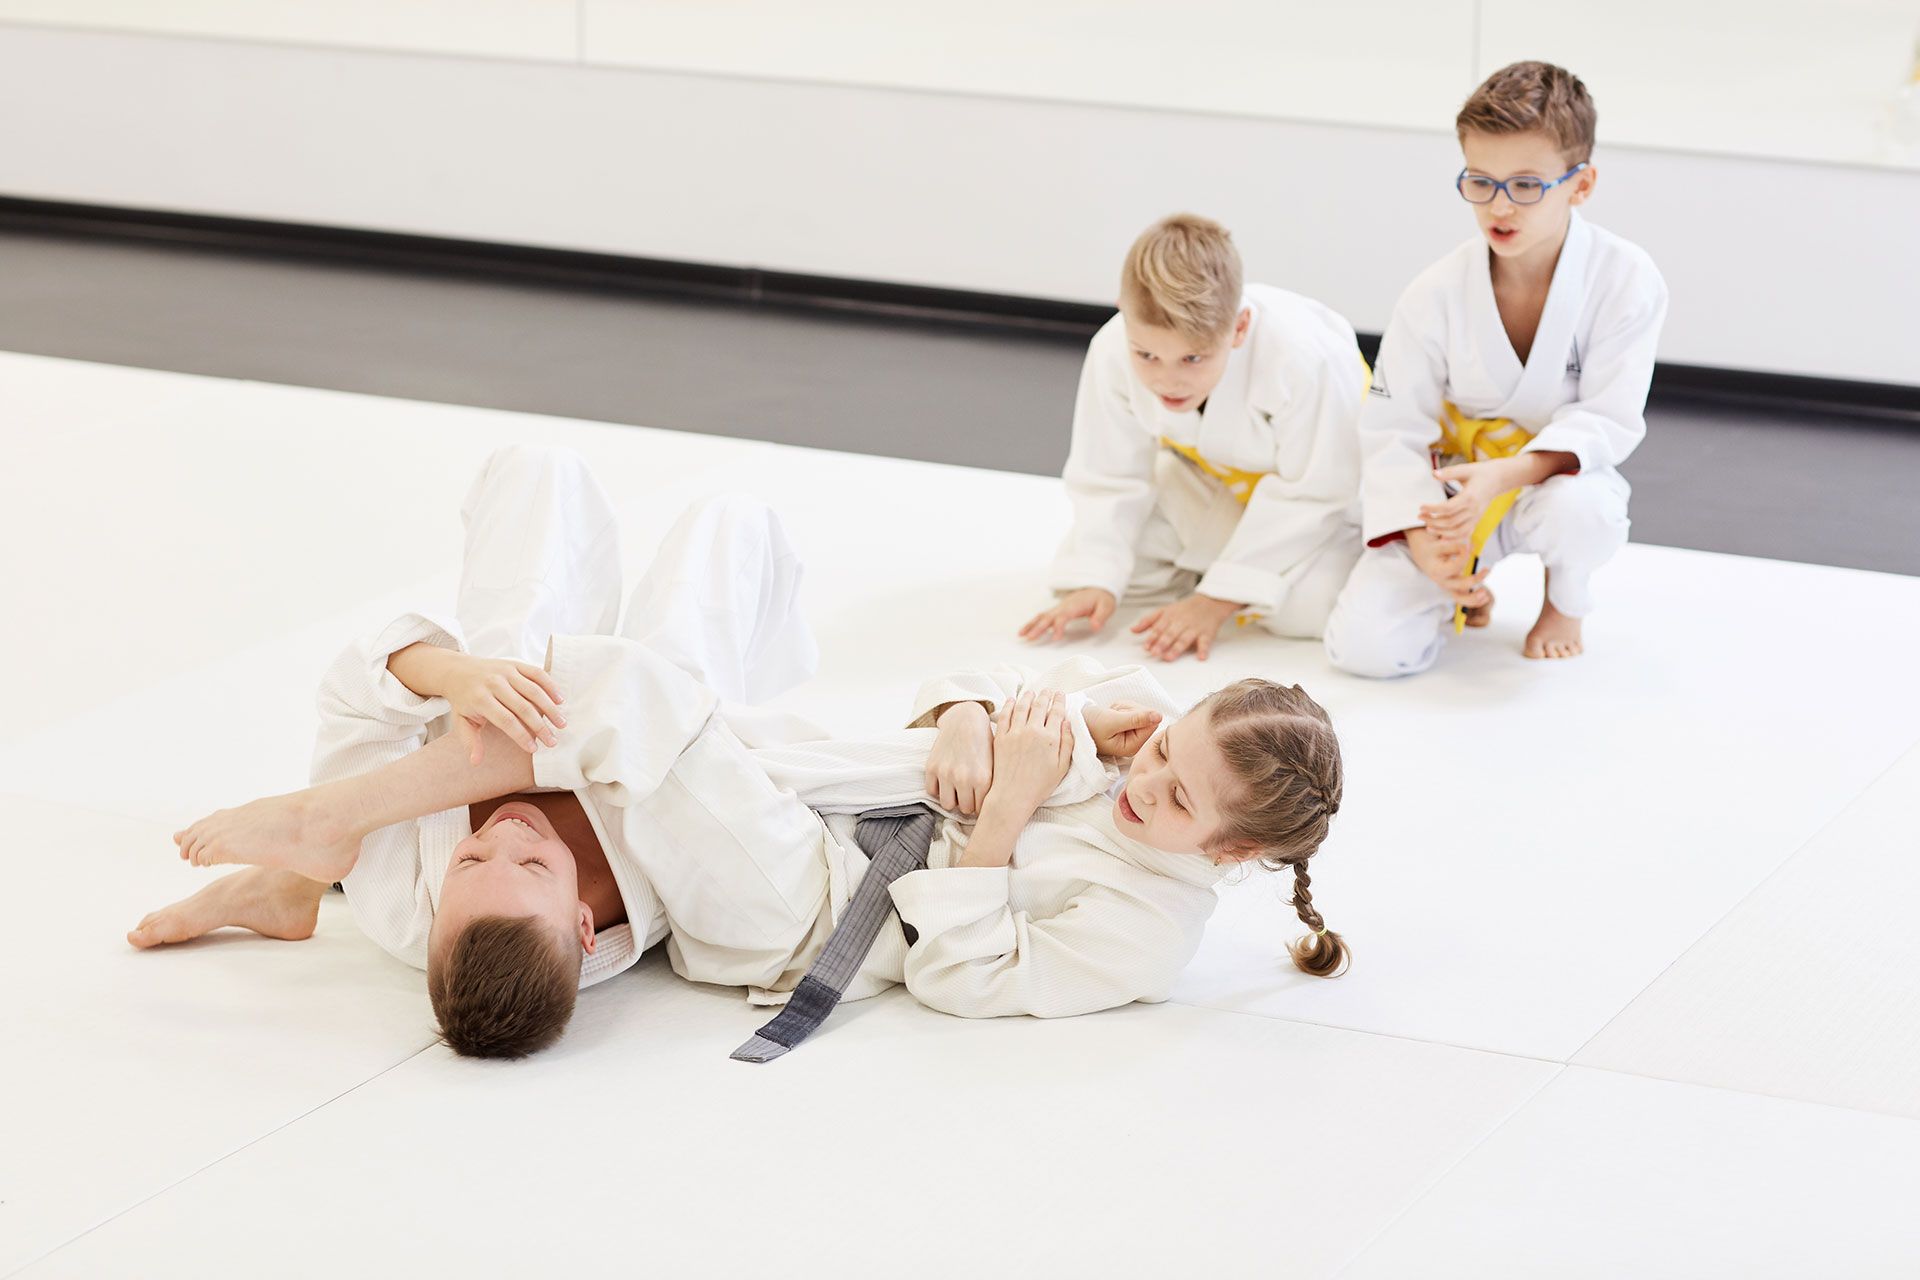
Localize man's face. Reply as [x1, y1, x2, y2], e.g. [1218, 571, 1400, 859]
[1122, 308, 1251, 413]
[431, 801, 592, 960]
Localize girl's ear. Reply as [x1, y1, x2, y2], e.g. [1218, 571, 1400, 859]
[1210, 840, 1260, 867]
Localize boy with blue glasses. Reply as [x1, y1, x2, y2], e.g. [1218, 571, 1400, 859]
[1325, 61, 1668, 676]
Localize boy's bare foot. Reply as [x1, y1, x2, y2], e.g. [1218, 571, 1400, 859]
[173, 790, 361, 883]
[1464, 588, 1495, 629]
[128, 867, 326, 949]
[1524, 598, 1585, 659]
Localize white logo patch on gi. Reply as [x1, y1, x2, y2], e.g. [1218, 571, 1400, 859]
[1368, 364, 1391, 398]
[1566, 337, 1583, 377]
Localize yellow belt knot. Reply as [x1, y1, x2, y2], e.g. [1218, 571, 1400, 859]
[1434, 402, 1535, 634]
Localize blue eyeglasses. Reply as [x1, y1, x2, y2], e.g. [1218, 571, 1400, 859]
[1456, 162, 1588, 205]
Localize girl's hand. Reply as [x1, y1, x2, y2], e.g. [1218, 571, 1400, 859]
[925, 702, 994, 815]
[439, 653, 567, 763]
[1082, 700, 1162, 758]
[982, 690, 1074, 817]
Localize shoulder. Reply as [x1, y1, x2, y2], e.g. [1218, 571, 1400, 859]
[1086, 310, 1131, 361]
[1246, 284, 1359, 354]
[1580, 218, 1668, 305]
[1391, 238, 1479, 324]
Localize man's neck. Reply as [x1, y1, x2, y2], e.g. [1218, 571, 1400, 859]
[470, 791, 627, 928]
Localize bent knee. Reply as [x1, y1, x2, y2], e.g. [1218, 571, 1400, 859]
[1323, 609, 1441, 679]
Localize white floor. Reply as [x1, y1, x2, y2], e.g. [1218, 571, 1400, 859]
[5, 350, 1919, 1277]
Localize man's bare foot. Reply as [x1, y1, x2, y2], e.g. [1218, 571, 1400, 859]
[173, 789, 361, 883]
[128, 867, 326, 949]
[1524, 598, 1585, 659]
[1464, 588, 1495, 629]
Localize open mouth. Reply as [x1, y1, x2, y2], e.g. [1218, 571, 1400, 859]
[1489, 225, 1518, 244]
[495, 811, 537, 832]
[1116, 789, 1143, 825]
[1159, 394, 1192, 410]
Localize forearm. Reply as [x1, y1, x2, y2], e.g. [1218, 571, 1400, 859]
[318, 723, 535, 842]
[1497, 450, 1578, 489]
[956, 796, 1029, 868]
[386, 641, 454, 700]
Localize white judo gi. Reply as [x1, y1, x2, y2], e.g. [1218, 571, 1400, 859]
[1324, 212, 1669, 676]
[1050, 284, 1367, 638]
[325, 446, 1225, 1019]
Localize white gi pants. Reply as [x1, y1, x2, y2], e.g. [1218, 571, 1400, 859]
[1323, 469, 1630, 678]
[1124, 451, 1360, 640]
[457, 446, 906, 999]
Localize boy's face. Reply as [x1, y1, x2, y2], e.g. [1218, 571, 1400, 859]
[1458, 128, 1596, 262]
[1122, 307, 1252, 412]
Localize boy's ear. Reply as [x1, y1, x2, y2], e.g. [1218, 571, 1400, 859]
[577, 902, 596, 954]
[1569, 163, 1598, 207]
[1230, 307, 1253, 348]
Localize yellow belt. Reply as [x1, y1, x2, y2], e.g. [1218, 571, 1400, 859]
[1434, 402, 1535, 633]
[1152, 357, 1373, 626]
[1155, 356, 1375, 508]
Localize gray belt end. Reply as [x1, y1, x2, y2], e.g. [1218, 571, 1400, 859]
[730, 1034, 792, 1064]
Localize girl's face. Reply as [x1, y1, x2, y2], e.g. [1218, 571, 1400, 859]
[1112, 705, 1236, 858]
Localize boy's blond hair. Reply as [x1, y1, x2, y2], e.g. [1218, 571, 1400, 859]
[1119, 214, 1244, 343]
[1456, 61, 1596, 165]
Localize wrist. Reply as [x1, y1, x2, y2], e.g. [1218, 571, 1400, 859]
[1194, 593, 1243, 617]
[935, 701, 989, 730]
[387, 642, 452, 698]
[959, 797, 1026, 867]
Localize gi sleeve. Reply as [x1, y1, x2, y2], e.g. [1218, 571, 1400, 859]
[1049, 321, 1159, 599]
[1199, 351, 1365, 612]
[888, 868, 1217, 1018]
[318, 612, 467, 971]
[1358, 286, 1453, 546]
[1524, 264, 1669, 474]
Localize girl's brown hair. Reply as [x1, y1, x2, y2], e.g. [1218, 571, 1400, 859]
[1202, 679, 1349, 978]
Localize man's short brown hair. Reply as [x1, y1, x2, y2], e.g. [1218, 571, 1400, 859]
[427, 915, 580, 1059]
[1456, 61, 1596, 165]
[1119, 213, 1245, 343]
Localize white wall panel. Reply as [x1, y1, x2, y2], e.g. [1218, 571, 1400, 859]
[0, 0, 577, 61]
[0, 24, 1913, 385]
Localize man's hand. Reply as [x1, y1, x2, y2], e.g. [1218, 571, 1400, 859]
[1019, 588, 1117, 643]
[1404, 526, 1489, 609]
[389, 644, 567, 763]
[1131, 593, 1241, 662]
[925, 702, 994, 815]
[1082, 701, 1162, 758]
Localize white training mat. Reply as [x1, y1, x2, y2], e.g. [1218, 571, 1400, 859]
[8, 351, 1920, 1274]
[1338, 1067, 1920, 1278]
[18, 951, 1554, 1280]
[1574, 742, 1920, 1119]
[0, 796, 434, 1277]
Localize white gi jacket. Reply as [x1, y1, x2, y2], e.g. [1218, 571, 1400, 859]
[1358, 211, 1669, 545]
[1051, 284, 1367, 613]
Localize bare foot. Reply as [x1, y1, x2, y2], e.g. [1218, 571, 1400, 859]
[1524, 598, 1585, 659]
[173, 789, 360, 883]
[1464, 588, 1495, 629]
[128, 867, 326, 949]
